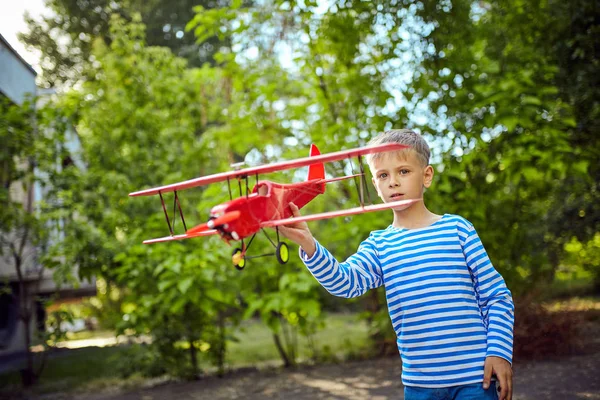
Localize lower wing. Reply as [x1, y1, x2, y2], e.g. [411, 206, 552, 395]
[143, 229, 218, 244]
[260, 198, 422, 228]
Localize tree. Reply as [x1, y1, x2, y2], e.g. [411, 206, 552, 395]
[410, 0, 598, 293]
[20, 0, 228, 88]
[0, 96, 42, 386]
[41, 15, 252, 377]
[186, 0, 599, 350]
[185, 0, 418, 356]
[0, 93, 78, 386]
[37, 0, 598, 373]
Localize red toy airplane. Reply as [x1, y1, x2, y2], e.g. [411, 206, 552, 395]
[129, 143, 419, 269]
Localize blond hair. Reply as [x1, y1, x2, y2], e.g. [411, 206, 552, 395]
[366, 129, 430, 167]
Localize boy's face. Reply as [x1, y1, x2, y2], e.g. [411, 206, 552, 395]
[370, 150, 433, 207]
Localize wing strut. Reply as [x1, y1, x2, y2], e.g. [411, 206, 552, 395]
[351, 155, 372, 207]
[358, 155, 365, 206]
[159, 190, 188, 236]
[159, 191, 173, 236]
[358, 155, 371, 206]
[174, 191, 187, 232]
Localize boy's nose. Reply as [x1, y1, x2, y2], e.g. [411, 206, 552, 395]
[389, 178, 400, 188]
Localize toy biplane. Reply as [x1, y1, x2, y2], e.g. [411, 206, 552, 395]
[129, 143, 419, 269]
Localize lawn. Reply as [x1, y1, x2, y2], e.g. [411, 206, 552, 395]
[226, 313, 370, 366]
[0, 313, 370, 396]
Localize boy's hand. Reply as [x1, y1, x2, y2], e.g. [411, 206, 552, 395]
[277, 203, 316, 257]
[483, 356, 512, 400]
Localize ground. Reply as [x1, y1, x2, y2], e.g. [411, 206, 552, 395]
[32, 351, 600, 400]
[6, 305, 600, 400]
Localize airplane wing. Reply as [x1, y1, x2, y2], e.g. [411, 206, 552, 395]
[143, 229, 218, 244]
[260, 198, 422, 228]
[129, 143, 408, 197]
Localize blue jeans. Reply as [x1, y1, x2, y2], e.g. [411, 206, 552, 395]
[404, 382, 498, 400]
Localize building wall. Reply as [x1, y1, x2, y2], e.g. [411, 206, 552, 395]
[0, 35, 37, 105]
[0, 34, 96, 359]
[0, 282, 39, 359]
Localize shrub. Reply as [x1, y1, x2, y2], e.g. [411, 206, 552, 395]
[513, 299, 586, 360]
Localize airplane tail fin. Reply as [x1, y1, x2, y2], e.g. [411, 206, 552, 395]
[306, 145, 363, 194]
[307, 144, 325, 181]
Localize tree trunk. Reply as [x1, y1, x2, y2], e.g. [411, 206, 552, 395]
[14, 251, 36, 387]
[188, 337, 198, 378]
[22, 300, 35, 387]
[272, 333, 291, 367]
[184, 305, 199, 379]
[216, 310, 226, 377]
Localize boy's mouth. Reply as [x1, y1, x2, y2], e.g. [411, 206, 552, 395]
[390, 193, 405, 199]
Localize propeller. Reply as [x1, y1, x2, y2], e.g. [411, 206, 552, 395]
[186, 210, 241, 236]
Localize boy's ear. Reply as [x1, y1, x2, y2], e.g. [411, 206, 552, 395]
[371, 176, 379, 193]
[371, 176, 384, 198]
[423, 165, 434, 188]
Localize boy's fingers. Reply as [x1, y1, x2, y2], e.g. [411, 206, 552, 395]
[482, 361, 492, 390]
[289, 202, 301, 217]
[497, 373, 508, 399]
[505, 370, 513, 400]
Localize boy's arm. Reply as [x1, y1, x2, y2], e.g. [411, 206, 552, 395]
[277, 203, 317, 257]
[279, 203, 383, 298]
[459, 221, 515, 364]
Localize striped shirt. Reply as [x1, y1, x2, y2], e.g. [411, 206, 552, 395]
[300, 214, 514, 388]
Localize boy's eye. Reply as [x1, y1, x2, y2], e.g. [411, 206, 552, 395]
[399, 169, 410, 175]
[378, 173, 388, 179]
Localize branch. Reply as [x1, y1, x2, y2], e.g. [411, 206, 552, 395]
[306, 32, 339, 123]
[9, 241, 23, 282]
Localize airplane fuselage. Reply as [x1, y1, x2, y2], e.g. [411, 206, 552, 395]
[209, 179, 326, 241]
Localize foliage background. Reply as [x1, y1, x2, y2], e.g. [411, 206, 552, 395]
[3, 0, 598, 382]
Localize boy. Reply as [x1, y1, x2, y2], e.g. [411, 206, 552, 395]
[279, 129, 514, 400]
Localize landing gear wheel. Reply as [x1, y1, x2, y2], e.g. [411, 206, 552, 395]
[232, 248, 246, 270]
[276, 242, 289, 265]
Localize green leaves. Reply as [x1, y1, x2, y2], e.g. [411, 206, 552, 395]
[412, 0, 600, 295]
[178, 277, 194, 294]
[25, 0, 597, 375]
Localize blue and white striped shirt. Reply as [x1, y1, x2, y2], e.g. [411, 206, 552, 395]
[300, 214, 514, 388]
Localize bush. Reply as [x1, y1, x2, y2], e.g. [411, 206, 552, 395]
[513, 299, 586, 360]
[113, 344, 168, 379]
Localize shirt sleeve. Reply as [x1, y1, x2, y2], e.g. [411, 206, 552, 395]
[299, 235, 383, 298]
[458, 220, 515, 364]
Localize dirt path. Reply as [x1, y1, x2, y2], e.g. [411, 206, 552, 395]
[48, 352, 599, 400]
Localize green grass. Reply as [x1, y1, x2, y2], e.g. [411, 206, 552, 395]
[226, 313, 369, 366]
[0, 313, 369, 396]
[545, 277, 597, 300]
[544, 296, 600, 313]
[0, 346, 128, 394]
[65, 329, 116, 341]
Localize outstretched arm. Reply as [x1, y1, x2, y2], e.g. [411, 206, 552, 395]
[279, 203, 383, 298]
[277, 203, 317, 257]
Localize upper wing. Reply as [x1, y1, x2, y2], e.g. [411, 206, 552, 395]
[260, 198, 422, 228]
[129, 143, 408, 197]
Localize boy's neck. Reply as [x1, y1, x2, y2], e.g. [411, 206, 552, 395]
[391, 202, 441, 230]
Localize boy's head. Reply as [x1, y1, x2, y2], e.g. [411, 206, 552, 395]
[366, 129, 430, 169]
[367, 129, 434, 205]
